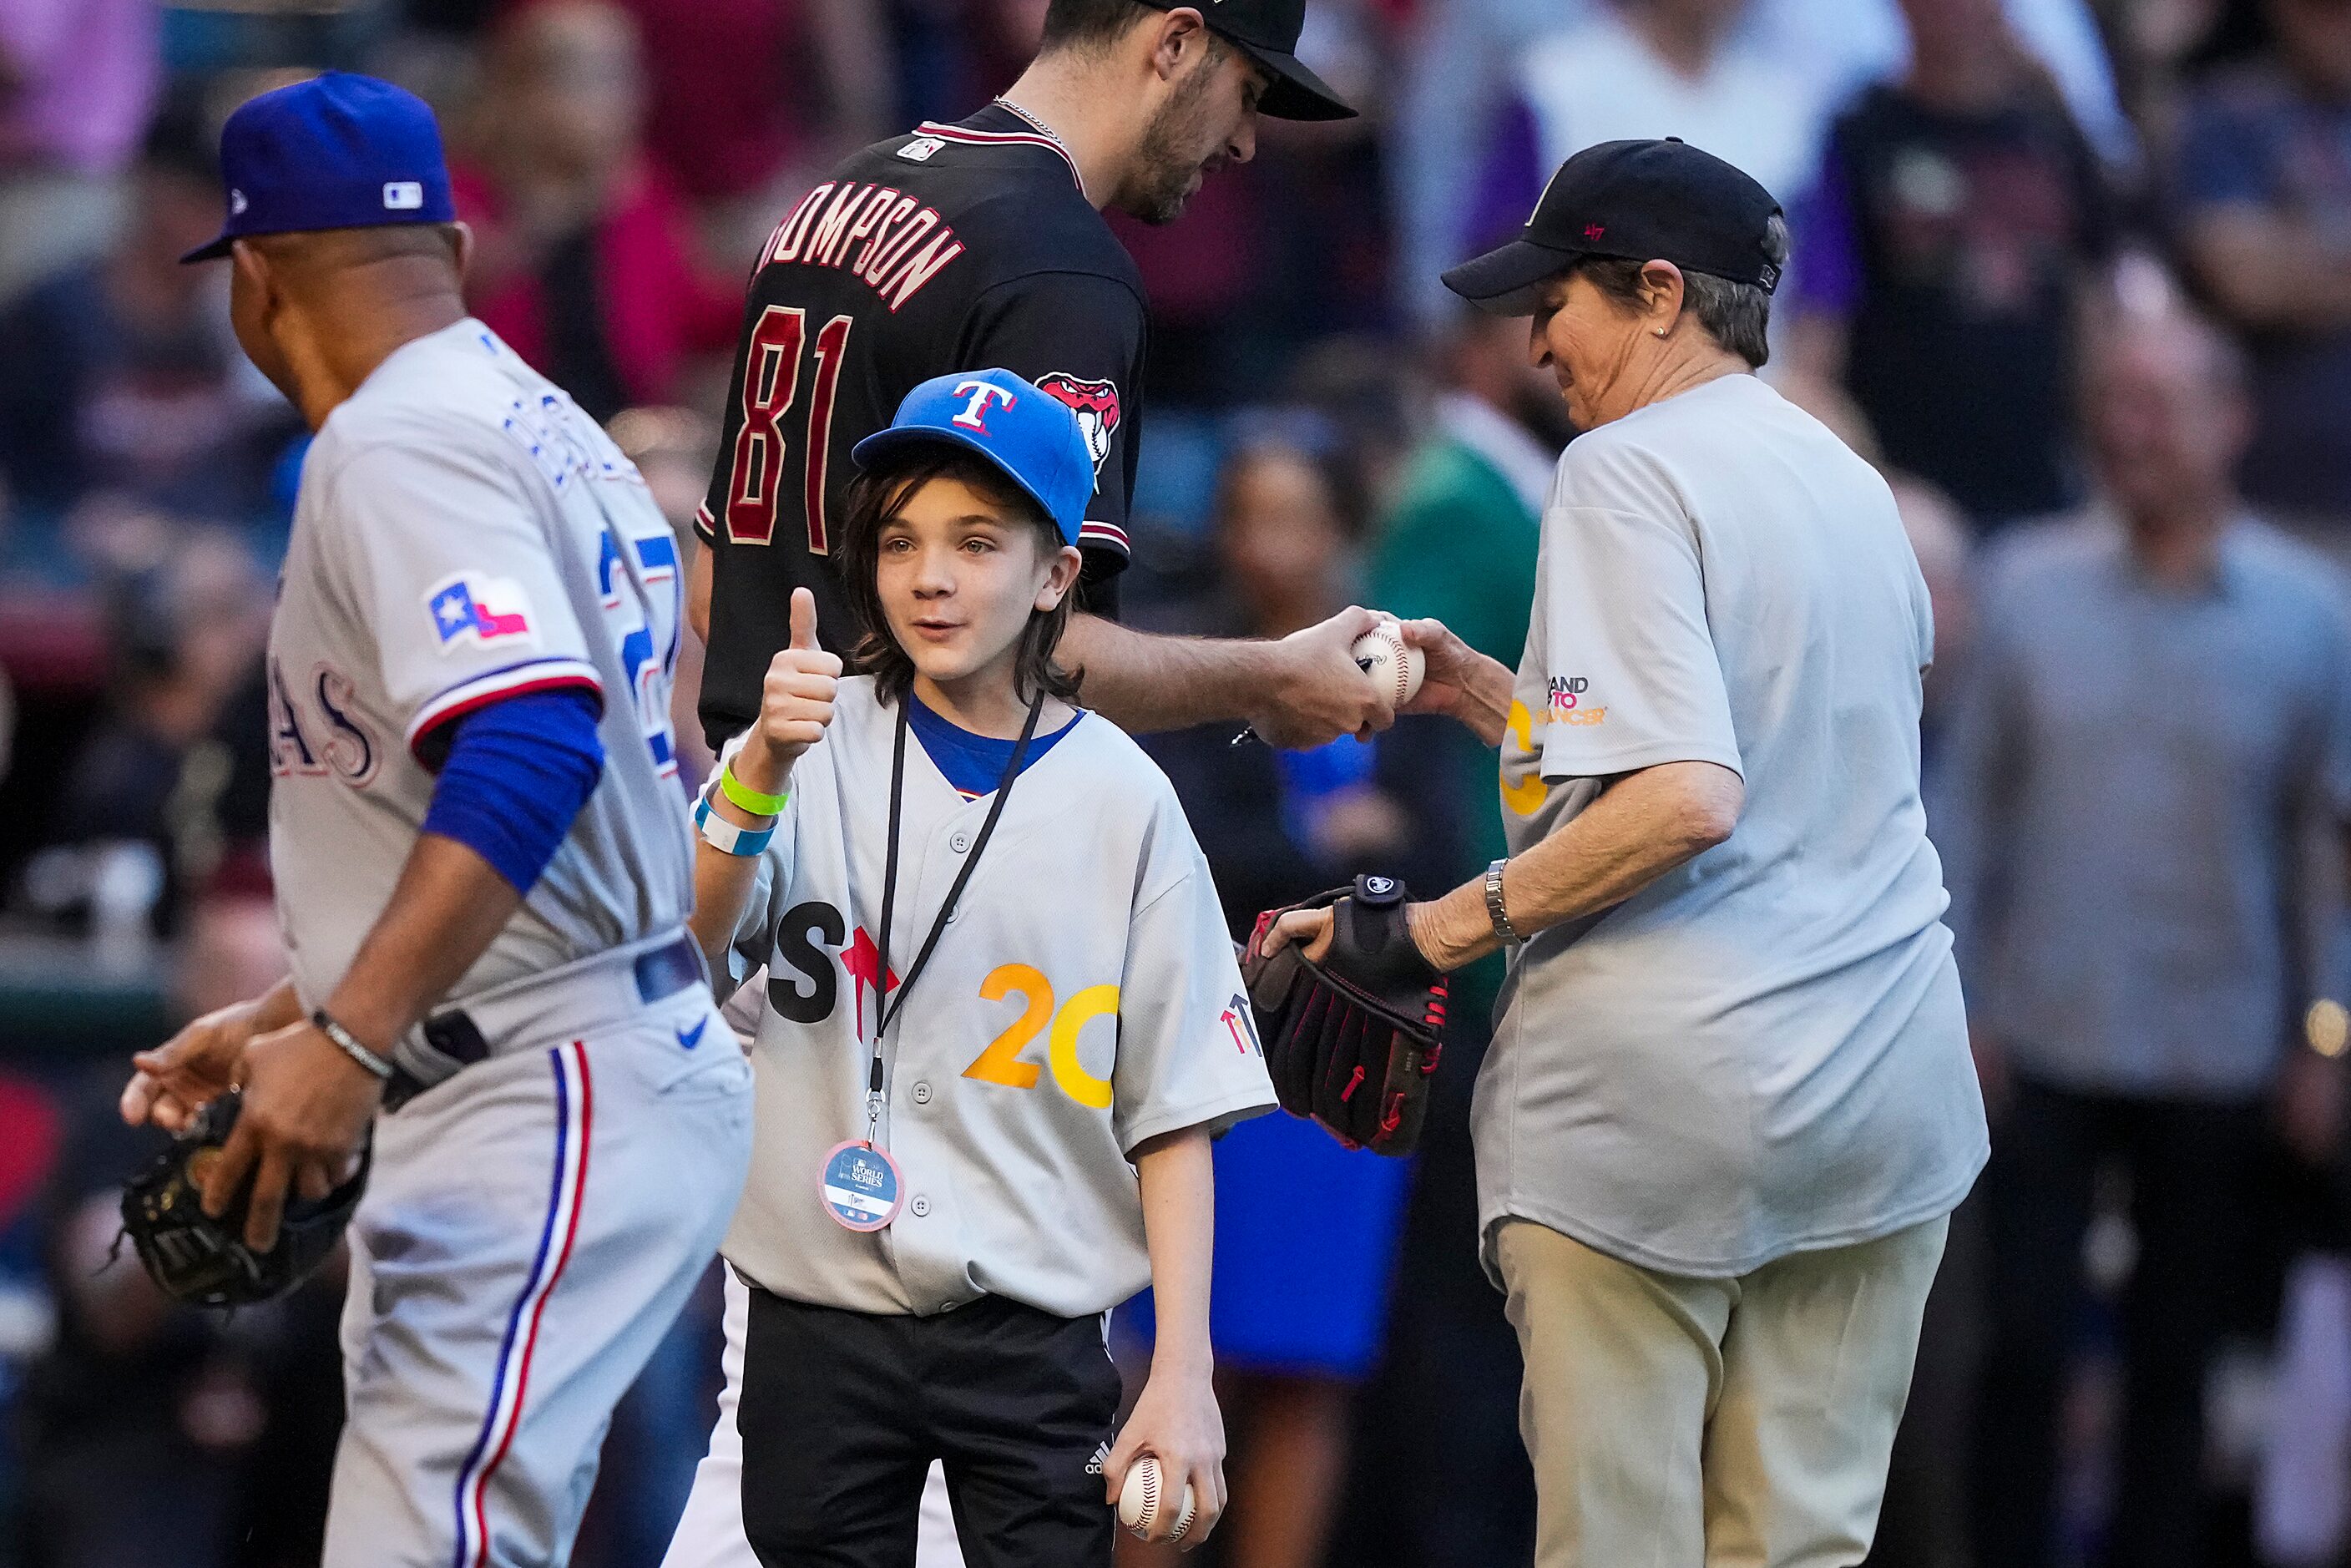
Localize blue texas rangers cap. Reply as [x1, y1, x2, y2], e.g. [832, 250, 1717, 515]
[852, 369, 1095, 544]
[180, 72, 456, 263]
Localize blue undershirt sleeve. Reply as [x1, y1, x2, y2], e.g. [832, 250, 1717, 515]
[420, 687, 606, 894]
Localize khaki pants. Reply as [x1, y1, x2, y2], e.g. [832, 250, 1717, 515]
[1496, 1214, 1949, 1568]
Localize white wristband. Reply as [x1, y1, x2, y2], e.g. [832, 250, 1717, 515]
[695, 792, 776, 857]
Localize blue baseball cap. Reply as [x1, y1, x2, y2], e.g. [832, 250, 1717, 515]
[181, 72, 456, 264]
[852, 369, 1094, 544]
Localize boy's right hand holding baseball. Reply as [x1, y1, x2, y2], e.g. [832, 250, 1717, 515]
[726, 586, 840, 805]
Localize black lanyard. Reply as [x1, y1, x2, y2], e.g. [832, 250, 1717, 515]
[861, 691, 1046, 1141]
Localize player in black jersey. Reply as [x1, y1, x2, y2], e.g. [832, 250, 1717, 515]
[692, 0, 1403, 756]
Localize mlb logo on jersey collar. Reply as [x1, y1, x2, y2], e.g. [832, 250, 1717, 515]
[426, 574, 538, 648]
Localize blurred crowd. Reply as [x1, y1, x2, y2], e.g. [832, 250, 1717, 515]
[4, 0, 2351, 1565]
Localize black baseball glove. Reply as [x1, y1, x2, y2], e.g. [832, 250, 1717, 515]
[1242, 875, 1449, 1157]
[119, 1090, 368, 1308]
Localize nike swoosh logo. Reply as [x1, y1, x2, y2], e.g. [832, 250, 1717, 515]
[676, 1018, 709, 1051]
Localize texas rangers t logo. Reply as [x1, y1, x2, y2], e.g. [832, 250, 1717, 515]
[951, 378, 1018, 432]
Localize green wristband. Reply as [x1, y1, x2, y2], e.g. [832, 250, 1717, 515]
[718, 760, 789, 817]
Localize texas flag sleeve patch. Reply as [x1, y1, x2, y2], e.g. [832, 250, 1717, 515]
[425, 574, 538, 650]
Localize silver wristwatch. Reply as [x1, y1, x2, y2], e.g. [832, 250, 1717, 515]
[1484, 857, 1522, 945]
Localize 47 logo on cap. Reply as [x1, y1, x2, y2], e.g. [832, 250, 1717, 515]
[425, 573, 537, 649]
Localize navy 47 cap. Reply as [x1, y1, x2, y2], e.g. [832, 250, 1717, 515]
[1136, 0, 1353, 121]
[1443, 139, 1783, 316]
[852, 370, 1095, 544]
[181, 72, 456, 263]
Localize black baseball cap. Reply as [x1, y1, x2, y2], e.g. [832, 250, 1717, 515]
[1139, 0, 1355, 121]
[1443, 139, 1782, 316]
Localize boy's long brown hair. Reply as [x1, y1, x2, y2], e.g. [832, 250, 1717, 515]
[835, 446, 1084, 709]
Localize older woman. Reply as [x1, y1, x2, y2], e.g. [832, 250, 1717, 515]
[1266, 139, 1987, 1566]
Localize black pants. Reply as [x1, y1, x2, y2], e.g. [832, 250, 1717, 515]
[1969, 1075, 2265, 1568]
[736, 1285, 1121, 1568]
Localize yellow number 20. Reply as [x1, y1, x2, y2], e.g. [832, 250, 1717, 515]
[964, 966, 1119, 1109]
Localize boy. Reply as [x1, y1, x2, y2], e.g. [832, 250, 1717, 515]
[682, 368, 1276, 1565]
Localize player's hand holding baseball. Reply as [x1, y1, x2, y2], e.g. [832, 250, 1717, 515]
[1249, 604, 1396, 749]
[732, 587, 841, 800]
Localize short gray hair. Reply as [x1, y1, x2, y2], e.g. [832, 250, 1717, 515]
[1572, 212, 1791, 368]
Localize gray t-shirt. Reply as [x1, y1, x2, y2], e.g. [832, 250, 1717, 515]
[1477, 372, 1988, 1278]
[268, 321, 693, 1047]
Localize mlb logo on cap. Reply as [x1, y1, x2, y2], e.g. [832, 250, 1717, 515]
[852, 368, 1096, 544]
[182, 72, 457, 262]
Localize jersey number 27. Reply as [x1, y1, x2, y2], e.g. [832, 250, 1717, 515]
[725, 305, 853, 555]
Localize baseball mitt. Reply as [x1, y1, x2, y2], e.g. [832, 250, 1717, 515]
[1242, 875, 1448, 1157]
[119, 1090, 368, 1308]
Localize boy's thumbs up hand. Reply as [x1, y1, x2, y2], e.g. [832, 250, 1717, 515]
[788, 584, 823, 652]
[735, 587, 841, 797]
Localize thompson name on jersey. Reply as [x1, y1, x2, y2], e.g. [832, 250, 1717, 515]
[695, 102, 1147, 750]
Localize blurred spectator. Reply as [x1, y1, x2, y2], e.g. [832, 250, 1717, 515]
[1394, 0, 2129, 326]
[1373, 309, 1558, 674]
[0, 0, 157, 309]
[1764, 0, 2134, 165]
[2106, 0, 2227, 153]
[611, 0, 890, 257]
[1130, 439, 1454, 1568]
[1780, 0, 2117, 529]
[1370, 305, 1555, 956]
[1463, 0, 1839, 255]
[0, 1069, 61, 1547]
[1368, 305, 1554, 1001]
[451, 1, 741, 422]
[1888, 472, 1974, 749]
[1934, 301, 2351, 1568]
[2172, 0, 2351, 541]
[27, 533, 270, 939]
[0, 105, 293, 528]
[15, 1088, 259, 1568]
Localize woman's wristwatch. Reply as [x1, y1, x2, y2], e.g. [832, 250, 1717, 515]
[1484, 857, 1522, 946]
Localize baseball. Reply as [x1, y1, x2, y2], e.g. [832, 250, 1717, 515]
[1117, 1454, 1198, 1543]
[1352, 618, 1425, 707]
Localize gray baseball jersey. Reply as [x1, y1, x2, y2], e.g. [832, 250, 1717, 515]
[262, 320, 754, 1568]
[266, 318, 693, 1034]
[717, 677, 1277, 1319]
